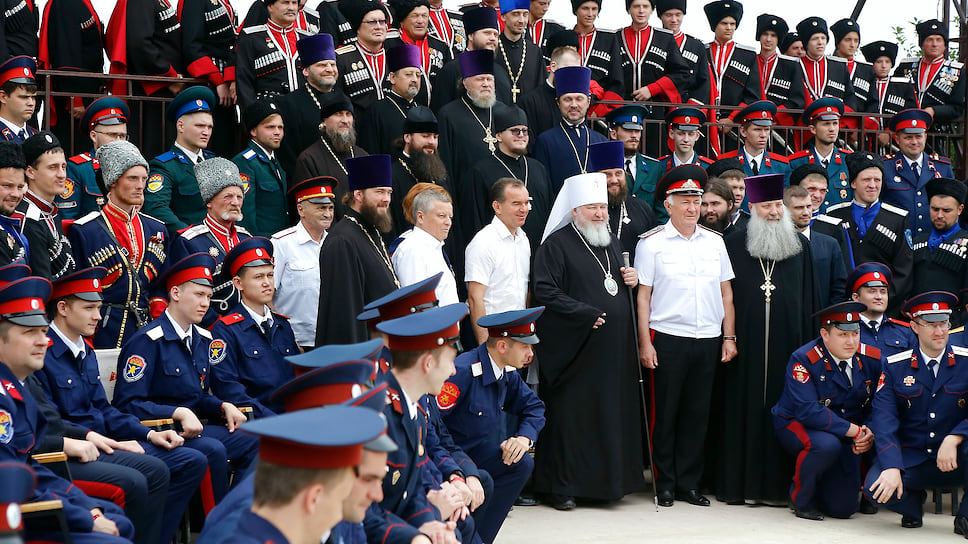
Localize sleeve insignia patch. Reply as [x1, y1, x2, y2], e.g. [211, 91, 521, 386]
[436, 382, 461, 411]
[123, 355, 147, 382]
[209, 339, 227, 365]
[792, 363, 811, 384]
[147, 174, 165, 193]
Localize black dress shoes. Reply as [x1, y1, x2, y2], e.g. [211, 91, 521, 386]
[548, 494, 576, 511]
[858, 497, 878, 514]
[657, 490, 674, 507]
[794, 508, 824, 521]
[901, 515, 923, 528]
[514, 495, 538, 507]
[676, 489, 711, 506]
[954, 514, 968, 537]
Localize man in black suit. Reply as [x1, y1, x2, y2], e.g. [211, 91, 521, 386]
[786, 184, 846, 307]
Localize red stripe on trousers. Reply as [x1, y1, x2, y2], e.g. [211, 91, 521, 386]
[785, 420, 812, 504]
[75, 479, 126, 508]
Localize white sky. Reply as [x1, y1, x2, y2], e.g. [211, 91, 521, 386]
[71, 0, 956, 59]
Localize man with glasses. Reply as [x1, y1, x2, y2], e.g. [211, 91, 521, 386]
[866, 291, 968, 534]
[335, 0, 393, 115]
[58, 97, 129, 220]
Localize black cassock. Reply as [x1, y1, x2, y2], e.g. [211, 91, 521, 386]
[429, 57, 513, 113]
[293, 136, 368, 219]
[608, 195, 657, 262]
[494, 34, 546, 105]
[315, 208, 400, 346]
[359, 92, 415, 156]
[465, 150, 551, 255]
[389, 152, 455, 236]
[532, 225, 645, 500]
[274, 86, 330, 184]
[714, 232, 818, 503]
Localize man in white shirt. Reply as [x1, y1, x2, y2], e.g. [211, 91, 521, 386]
[635, 164, 737, 508]
[272, 177, 336, 349]
[391, 186, 459, 305]
[465, 177, 530, 344]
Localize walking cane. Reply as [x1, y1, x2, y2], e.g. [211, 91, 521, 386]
[623, 251, 659, 512]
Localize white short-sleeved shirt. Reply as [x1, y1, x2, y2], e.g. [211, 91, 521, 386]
[392, 227, 460, 305]
[271, 221, 325, 346]
[635, 223, 734, 338]
[464, 216, 530, 314]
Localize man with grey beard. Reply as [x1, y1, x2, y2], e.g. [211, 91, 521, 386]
[714, 173, 819, 506]
[361, 44, 424, 155]
[532, 172, 644, 510]
[293, 92, 368, 219]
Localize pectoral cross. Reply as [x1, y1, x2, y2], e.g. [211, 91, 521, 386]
[760, 277, 776, 303]
[511, 85, 520, 103]
[483, 128, 498, 152]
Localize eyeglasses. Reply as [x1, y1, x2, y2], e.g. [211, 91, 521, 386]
[506, 128, 528, 136]
[913, 319, 951, 331]
[361, 18, 387, 27]
[94, 130, 128, 140]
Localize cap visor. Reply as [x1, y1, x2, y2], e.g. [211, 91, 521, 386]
[98, 118, 125, 126]
[73, 291, 103, 302]
[189, 278, 214, 288]
[833, 322, 861, 331]
[899, 128, 926, 134]
[919, 312, 951, 322]
[242, 259, 274, 269]
[356, 308, 379, 322]
[815, 114, 840, 121]
[750, 119, 773, 127]
[513, 334, 540, 345]
[6, 312, 49, 327]
[364, 434, 399, 453]
[307, 196, 334, 204]
[675, 124, 700, 131]
[862, 280, 889, 288]
[621, 122, 643, 130]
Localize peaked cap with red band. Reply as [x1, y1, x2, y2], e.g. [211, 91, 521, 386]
[377, 303, 468, 351]
[0, 276, 52, 327]
[52, 267, 108, 303]
[223, 237, 273, 278]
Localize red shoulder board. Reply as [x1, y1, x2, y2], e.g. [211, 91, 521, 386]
[657, 154, 670, 161]
[68, 153, 92, 165]
[887, 318, 911, 328]
[218, 313, 245, 326]
[698, 155, 714, 165]
[858, 343, 881, 359]
[805, 345, 824, 364]
[387, 387, 404, 414]
[2, 380, 22, 401]
[788, 149, 810, 160]
[768, 152, 789, 163]
[718, 150, 740, 159]
[83, 337, 94, 349]
[271, 311, 290, 320]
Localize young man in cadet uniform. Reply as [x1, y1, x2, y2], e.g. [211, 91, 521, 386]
[0, 274, 136, 543]
[221, 405, 386, 544]
[209, 237, 298, 418]
[788, 98, 853, 211]
[717, 100, 791, 182]
[112, 252, 258, 511]
[58, 97, 129, 219]
[439, 307, 545, 543]
[866, 291, 968, 534]
[365, 303, 469, 544]
[771, 301, 881, 521]
[846, 263, 915, 358]
[143, 86, 219, 235]
[0, 55, 38, 143]
[68, 140, 170, 349]
[234, 99, 289, 238]
[36, 266, 207, 544]
[604, 104, 661, 215]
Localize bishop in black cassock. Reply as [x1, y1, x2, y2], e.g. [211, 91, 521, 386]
[714, 174, 819, 504]
[532, 171, 645, 504]
[465, 104, 551, 254]
[315, 155, 400, 346]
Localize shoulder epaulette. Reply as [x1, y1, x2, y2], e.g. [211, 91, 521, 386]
[146, 326, 164, 341]
[953, 345, 968, 357]
[303, 6, 318, 16]
[335, 44, 355, 54]
[838, 147, 852, 154]
[858, 343, 881, 359]
[241, 148, 257, 160]
[697, 224, 722, 236]
[735, 43, 756, 53]
[179, 224, 209, 240]
[698, 156, 714, 165]
[951, 325, 964, 333]
[890, 76, 910, 84]
[242, 24, 267, 34]
[887, 349, 913, 364]
[23, 204, 41, 221]
[596, 27, 617, 34]
[778, 53, 797, 62]
[139, 212, 165, 225]
[930, 154, 952, 164]
[828, 55, 847, 63]
[154, 151, 177, 163]
[237, 226, 252, 236]
[640, 224, 665, 239]
[853, 58, 872, 67]
[888, 318, 910, 328]
[814, 213, 842, 225]
[69, 153, 92, 165]
[898, 57, 918, 64]
[296, 29, 312, 38]
[654, 26, 673, 36]
[881, 202, 909, 217]
[788, 149, 811, 160]
[271, 226, 297, 239]
[806, 344, 824, 364]
[197, 327, 212, 339]
[201, 150, 216, 159]
[657, 154, 670, 161]
[74, 210, 101, 226]
[948, 60, 964, 70]
[219, 313, 245, 326]
[826, 202, 851, 212]
[767, 152, 788, 163]
[385, 29, 400, 39]
[271, 310, 290, 320]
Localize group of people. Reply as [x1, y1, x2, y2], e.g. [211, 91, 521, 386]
[0, 0, 967, 543]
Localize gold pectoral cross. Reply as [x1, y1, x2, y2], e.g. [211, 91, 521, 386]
[761, 278, 776, 303]
[511, 85, 520, 103]
[483, 128, 498, 152]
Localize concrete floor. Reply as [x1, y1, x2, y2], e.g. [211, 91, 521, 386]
[498, 492, 964, 543]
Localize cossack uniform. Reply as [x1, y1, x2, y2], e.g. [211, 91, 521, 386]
[771, 302, 882, 520]
[715, 101, 791, 183]
[787, 98, 853, 210]
[234, 24, 310, 108]
[179, 0, 237, 88]
[335, 41, 393, 115]
[846, 264, 917, 358]
[894, 19, 966, 126]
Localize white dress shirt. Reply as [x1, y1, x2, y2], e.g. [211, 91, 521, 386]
[392, 226, 459, 305]
[50, 321, 86, 359]
[464, 216, 530, 314]
[635, 223, 734, 338]
[271, 221, 325, 346]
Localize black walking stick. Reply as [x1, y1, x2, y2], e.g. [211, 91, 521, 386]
[623, 251, 659, 512]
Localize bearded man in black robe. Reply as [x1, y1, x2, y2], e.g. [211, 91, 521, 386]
[314, 154, 401, 346]
[715, 173, 819, 504]
[587, 140, 657, 261]
[293, 92, 368, 219]
[531, 171, 645, 510]
[389, 107, 454, 237]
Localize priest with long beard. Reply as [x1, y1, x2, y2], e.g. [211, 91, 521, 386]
[531, 172, 645, 511]
[714, 172, 819, 505]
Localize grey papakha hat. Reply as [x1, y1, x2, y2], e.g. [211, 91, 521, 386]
[195, 157, 246, 204]
[96, 140, 149, 190]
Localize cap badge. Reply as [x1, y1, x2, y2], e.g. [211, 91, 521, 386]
[255, 249, 264, 257]
[44, 134, 52, 143]
[911, 120, 917, 126]
[530, 323, 535, 332]
[873, 272, 880, 278]
[195, 99, 203, 107]
[846, 313, 852, 320]
[93, 279, 99, 288]
[933, 303, 940, 310]
[436, 337, 444, 345]
[682, 179, 699, 189]
[22, 68, 29, 76]
[631, 115, 638, 122]
[685, 116, 691, 123]
[270, 103, 277, 110]
[812, 21, 818, 26]
[771, 19, 777, 24]
[30, 299, 38, 310]
[204, 269, 211, 277]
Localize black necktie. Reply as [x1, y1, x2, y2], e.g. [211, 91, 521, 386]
[913, 162, 921, 178]
[821, 158, 830, 169]
[751, 159, 759, 175]
[184, 336, 192, 354]
[261, 320, 273, 341]
[838, 360, 851, 385]
[17, 129, 26, 141]
[869, 320, 878, 336]
[625, 158, 634, 182]
[928, 359, 939, 379]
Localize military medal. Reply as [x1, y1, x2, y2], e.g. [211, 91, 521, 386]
[418, 444, 424, 456]
[209, 247, 219, 257]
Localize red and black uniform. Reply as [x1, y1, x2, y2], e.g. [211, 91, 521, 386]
[234, 22, 309, 108]
[106, 0, 183, 96]
[178, 0, 236, 87]
[3, 0, 38, 58]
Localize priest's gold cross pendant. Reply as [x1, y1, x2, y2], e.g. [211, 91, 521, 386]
[483, 129, 498, 152]
[761, 278, 776, 303]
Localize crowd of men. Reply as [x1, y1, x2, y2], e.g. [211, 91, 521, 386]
[2, 0, 968, 543]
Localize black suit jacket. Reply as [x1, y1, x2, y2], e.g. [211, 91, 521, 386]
[810, 230, 847, 307]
